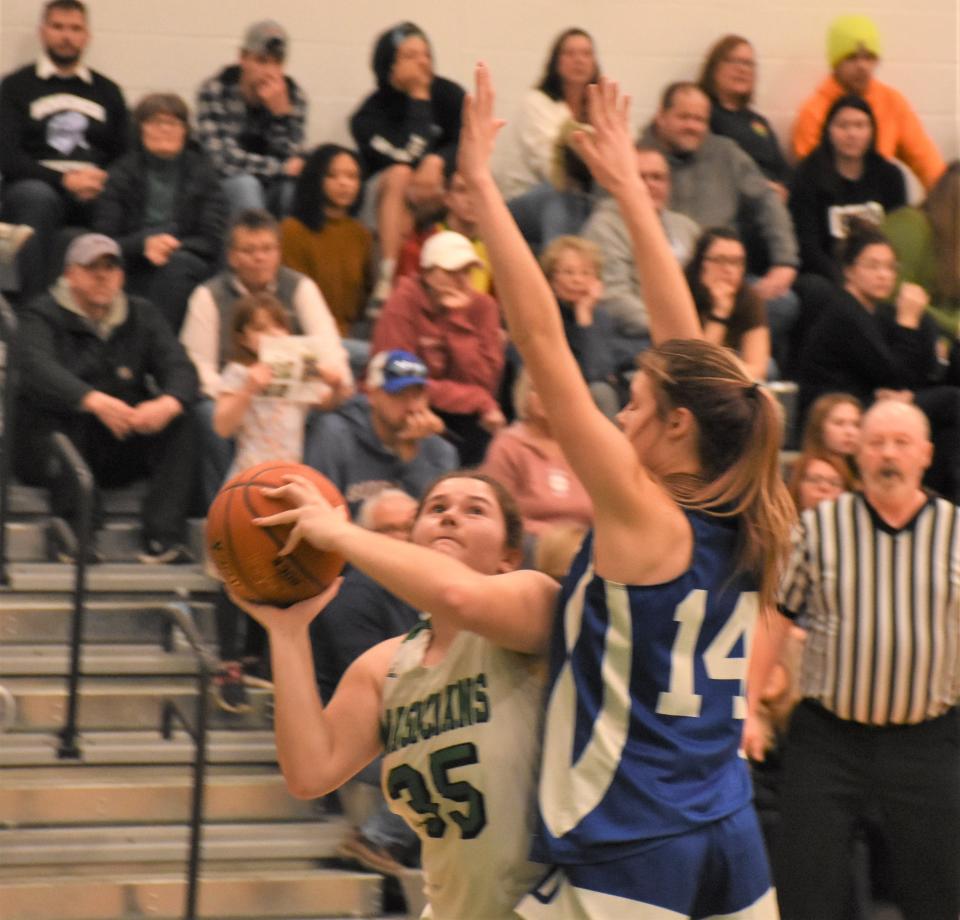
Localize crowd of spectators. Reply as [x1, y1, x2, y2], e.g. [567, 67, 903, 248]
[3, 3, 958, 917]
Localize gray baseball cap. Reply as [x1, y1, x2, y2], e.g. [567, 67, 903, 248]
[64, 233, 122, 267]
[242, 20, 288, 60]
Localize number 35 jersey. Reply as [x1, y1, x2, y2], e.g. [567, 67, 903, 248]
[533, 513, 759, 865]
[380, 621, 547, 919]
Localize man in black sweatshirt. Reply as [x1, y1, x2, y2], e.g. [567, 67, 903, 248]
[0, 0, 128, 298]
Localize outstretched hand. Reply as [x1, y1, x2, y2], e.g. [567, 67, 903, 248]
[571, 79, 645, 200]
[256, 474, 351, 555]
[458, 62, 506, 186]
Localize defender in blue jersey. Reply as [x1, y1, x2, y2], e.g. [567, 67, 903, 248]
[459, 68, 796, 918]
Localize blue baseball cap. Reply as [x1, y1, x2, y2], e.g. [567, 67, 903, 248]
[366, 350, 428, 393]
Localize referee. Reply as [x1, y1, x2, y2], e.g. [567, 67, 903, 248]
[774, 399, 959, 920]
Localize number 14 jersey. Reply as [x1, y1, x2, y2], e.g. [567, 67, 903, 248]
[380, 621, 547, 919]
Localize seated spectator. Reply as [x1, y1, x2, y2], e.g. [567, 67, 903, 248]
[481, 369, 593, 540]
[14, 234, 198, 564]
[539, 235, 620, 416]
[350, 22, 465, 304]
[582, 145, 700, 348]
[787, 450, 855, 513]
[305, 349, 458, 513]
[800, 392, 863, 483]
[94, 93, 227, 332]
[791, 96, 906, 284]
[638, 82, 799, 368]
[793, 14, 946, 191]
[796, 225, 960, 501]
[698, 34, 791, 200]
[196, 20, 306, 218]
[371, 232, 505, 464]
[395, 169, 492, 295]
[0, 0, 128, 299]
[884, 160, 960, 337]
[492, 28, 599, 200]
[685, 227, 771, 381]
[507, 120, 598, 253]
[180, 209, 351, 504]
[280, 144, 373, 338]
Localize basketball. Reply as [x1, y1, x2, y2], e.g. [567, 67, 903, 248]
[206, 461, 348, 606]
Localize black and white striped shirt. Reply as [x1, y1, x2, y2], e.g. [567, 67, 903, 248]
[780, 492, 960, 725]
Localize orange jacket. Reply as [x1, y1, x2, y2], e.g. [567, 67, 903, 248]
[792, 75, 946, 190]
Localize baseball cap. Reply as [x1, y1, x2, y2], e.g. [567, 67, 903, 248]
[242, 20, 288, 60]
[64, 234, 122, 267]
[420, 231, 481, 272]
[367, 350, 429, 394]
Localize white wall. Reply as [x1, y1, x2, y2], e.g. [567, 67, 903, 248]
[2, 0, 958, 168]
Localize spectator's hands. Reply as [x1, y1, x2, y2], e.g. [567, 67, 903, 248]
[129, 395, 183, 434]
[573, 278, 604, 325]
[425, 269, 473, 310]
[705, 279, 737, 319]
[458, 63, 506, 187]
[228, 578, 343, 637]
[570, 79, 644, 201]
[479, 405, 507, 434]
[408, 155, 446, 209]
[62, 166, 107, 202]
[395, 408, 445, 461]
[874, 388, 914, 404]
[257, 474, 352, 554]
[283, 156, 305, 178]
[81, 390, 136, 439]
[311, 368, 354, 412]
[895, 282, 929, 329]
[255, 69, 292, 116]
[244, 362, 274, 395]
[144, 233, 181, 267]
[753, 266, 796, 302]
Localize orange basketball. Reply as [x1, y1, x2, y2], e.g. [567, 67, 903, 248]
[206, 462, 348, 606]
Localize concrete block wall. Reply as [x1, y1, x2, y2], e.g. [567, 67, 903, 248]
[2, 0, 957, 183]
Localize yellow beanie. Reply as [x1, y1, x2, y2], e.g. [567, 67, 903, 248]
[827, 14, 882, 69]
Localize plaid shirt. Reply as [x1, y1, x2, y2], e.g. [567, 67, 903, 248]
[195, 64, 306, 180]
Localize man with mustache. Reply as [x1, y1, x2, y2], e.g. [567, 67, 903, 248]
[0, 0, 128, 299]
[755, 399, 960, 920]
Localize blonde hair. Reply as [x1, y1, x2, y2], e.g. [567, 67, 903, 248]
[540, 235, 603, 279]
[640, 339, 797, 608]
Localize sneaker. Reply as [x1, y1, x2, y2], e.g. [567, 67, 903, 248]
[212, 661, 252, 714]
[0, 223, 34, 266]
[138, 539, 194, 565]
[47, 522, 104, 565]
[337, 829, 407, 876]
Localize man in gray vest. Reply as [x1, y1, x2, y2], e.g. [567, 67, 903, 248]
[179, 208, 352, 502]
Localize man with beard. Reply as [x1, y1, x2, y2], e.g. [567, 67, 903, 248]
[0, 0, 128, 298]
[762, 399, 960, 920]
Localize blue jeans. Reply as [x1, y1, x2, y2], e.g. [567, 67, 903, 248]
[221, 174, 295, 219]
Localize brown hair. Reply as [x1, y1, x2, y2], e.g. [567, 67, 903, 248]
[230, 292, 292, 364]
[922, 160, 960, 304]
[698, 35, 754, 106]
[540, 235, 602, 278]
[536, 28, 600, 106]
[786, 450, 856, 512]
[639, 339, 796, 608]
[801, 392, 863, 481]
[133, 93, 189, 126]
[43, 0, 86, 19]
[416, 471, 524, 556]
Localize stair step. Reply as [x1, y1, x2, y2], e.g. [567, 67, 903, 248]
[5, 562, 218, 594]
[9, 482, 145, 516]
[0, 595, 216, 645]
[0, 765, 316, 826]
[0, 729, 279, 766]
[0, 820, 350, 866]
[0, 867, 382, 920]
[0, 644, 204, 676]
[1, 677, 271, 731]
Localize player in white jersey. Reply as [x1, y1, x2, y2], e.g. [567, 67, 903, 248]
[231, 471, 559, 920]
[455, 68, 796, 918]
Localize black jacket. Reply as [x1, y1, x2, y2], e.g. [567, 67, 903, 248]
[94, 144, 227, 263]
[16, 288, 199, 418]
[350, 76, 464, 178]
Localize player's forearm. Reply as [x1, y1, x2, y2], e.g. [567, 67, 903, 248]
[746, 609, 790, 719]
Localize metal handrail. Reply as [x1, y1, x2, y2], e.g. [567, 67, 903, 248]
[50, 432, 95, 760]
[158, 599, 219, 920]
[0, 296, 17, 585]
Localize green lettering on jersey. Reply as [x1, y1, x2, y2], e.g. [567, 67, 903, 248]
[473, 673, 490, 723]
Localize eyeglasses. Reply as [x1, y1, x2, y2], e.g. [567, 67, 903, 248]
[802, 474, 845, 489]
[704, 255, 746, 269]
